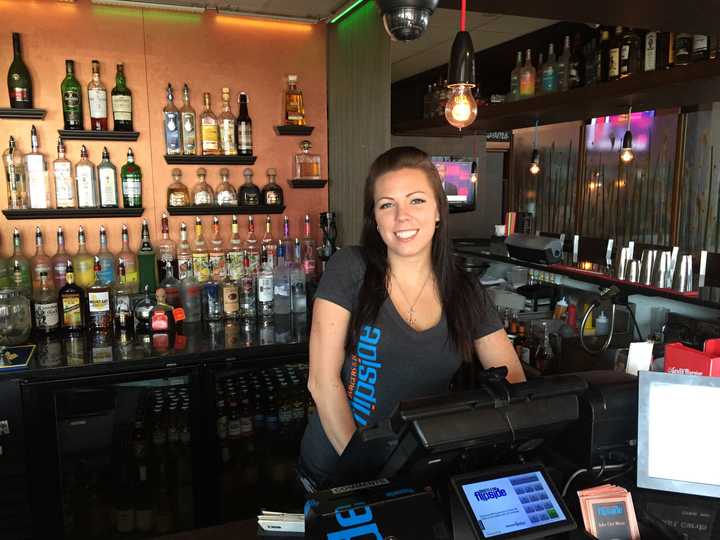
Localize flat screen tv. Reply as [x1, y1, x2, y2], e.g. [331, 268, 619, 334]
[431, 156, 477, 213]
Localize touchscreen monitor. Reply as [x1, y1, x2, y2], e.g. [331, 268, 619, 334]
[452, 465, 575, 540]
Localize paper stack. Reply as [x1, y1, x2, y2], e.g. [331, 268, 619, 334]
[577, 484, 640, 540]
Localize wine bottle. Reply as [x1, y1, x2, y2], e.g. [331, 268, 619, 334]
[7, 33, 33, 109]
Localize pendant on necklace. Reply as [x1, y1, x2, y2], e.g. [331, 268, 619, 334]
[408, 308, 416, 328]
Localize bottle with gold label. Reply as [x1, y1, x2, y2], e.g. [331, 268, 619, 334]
[200, 92, 220, 156]
[192, 167, 214, 206]
[59, 262, 86, 332]
[3, 136, 28, 209]
[167, 168, 190, 207]
[192, 217, 210, 283]
[72, 226, 95, 289]
[285, 74, 305, 126]
[209, 216, 227, 280]
[294, 140, 321, 180]
[215, 167, 237, 205]
[180, 83, 196, 155]
[261, 168, 284, 207]
[87, 257, 112, 331]
[219, 87, 237, 156]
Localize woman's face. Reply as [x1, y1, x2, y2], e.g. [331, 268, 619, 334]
[373, 167, 440, 260]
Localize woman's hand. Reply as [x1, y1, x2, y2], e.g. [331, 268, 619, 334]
[474, 329, 527, 383]
[307, 298, 358, 455]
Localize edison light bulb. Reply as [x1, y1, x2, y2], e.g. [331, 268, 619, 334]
[529, 149, 541, 175]
[444, 85, 478, 129]
[529, 161, 541, 175]
[620, 147, 634, 163]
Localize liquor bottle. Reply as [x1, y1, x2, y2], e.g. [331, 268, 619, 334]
[280, 215, 293, 262]
[7, 33, 33, 109]
[519, 49, 535, 98]
[239, 251, 256, 320]
[180, 83, 196, 155]
[97, 147, 119, 208]
[291, 239, 307, 313]
[53, 137, 75, 208]
[97, 225, 116, 285]
[137, 219, 158, 293]
[584, 35, 598, 86]
[3, 136, 28, 209]
[294, 140, 321, 179]
[514, 323, 531, 365]
[87, 257, 112, 331]
[159, 260, 182, 311]
[556, 36, 572, 91]
[192, 217, 210, 283]
[119, 224, 139, 293]
[244, 215, 260, 274]
[24, 125, 51, 209]
[163, 83, 181, 155]
[157, 213, 177, 282]
[594, 27, 610, 82]
[262, 168, 284, 206]
[209, 216, 226, 280]
[221, 264, 240, 320]
[570, 32, 584, 88]
[535, 51, 544, 95]
[32, 271, 60, 332]
[111, 63, 133, 131]
[167, 167, 190, 207]
[273, 243, 291, 315]
[200, 92, 220, 156]
[51, 226, 69, 290]
[73, 225, 95, 289]
[11, 259, 29, 298]
[285, 74, 305, 126]
[620, 28, 642, 78]
[301, 214, 317, 279]
[608, 26, 623, 80]
[219, 87, 237, 156]
[88, 60, 108, 131]
[692, 34, 709, 62]
[134, 284, 155, 329]
[239, 167, 260, 205]
[75, 145, 99, 208]
[61, 60, 83, 130]
[215, 167, 238, 205]
[202, 262, 223, 321]
[120, 148, 142, 208]
[227, 215, 243, 281]
[509, 51, 522, 100]
[59, 262, 86, 332]
[176, 222, 192, 280]
[258, 246, 274, 320]
[151, 287, 176, 335]
[30, 226, 52, 291]
[261, 216, 276, 268]
[179, 259, 201, 323]
[541, 43, 558, 93]
[675, 33, 692, 65]
[113, 258, 134, 332]
[236, 92, 252, 156]
[192, 167, 214, 206]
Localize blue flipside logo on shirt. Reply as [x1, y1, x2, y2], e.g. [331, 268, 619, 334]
[347, 325, 382, 427]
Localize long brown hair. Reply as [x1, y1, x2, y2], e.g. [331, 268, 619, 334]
[347, 146, 493, 361]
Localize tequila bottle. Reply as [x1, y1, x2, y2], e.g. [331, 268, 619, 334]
[176, 222, 192, 281]
[97, 225, 116, 285]
[25, 125, 51, 209]
[221, 265, 240, 320]
[151, 287, 175, 335]
[215, 167, 237, 205]
[137, 219, 158, 293]
[98, 147, 119, 208]
[244, 216, 260, 274]
[209, 216, 226, 280]
[76, 145, 99, 208]
[53, 137, 75, 208]
[294, 140, 321, 179]
[200, 92, 220, 156]
[285, 74, 305, 126]
[157, 212, 177, 282]
[219, 87, 237, 156]
[111, 63, 133, 132]
[87, 257, 112, 331]
[120, 147, 142, 208]
[301, 214, 317, 279]
[88, 59, 108, 131]
[33, 271, 60, 332]
[192, 217, 210, 283]
[51, 226, 69, 290]
[180, 83, 196, 155]
[3, 136, 28, 209]
[73, 225, 95, 289]
[167, 167, 190, 207]
[239, 167, 260, 205]
[30, 226, 52, 291]
[262, 168, 283, 207]
[237, 92, 252, 156]
[261, 216, 276, 267]
[61, 60, 83, 130]
[163, 83, 181, 155]
[119, 223, 139, 293]
[227, 215, 243, 281]
[59, 262, 86, 332]
[192, 167, 214, 206]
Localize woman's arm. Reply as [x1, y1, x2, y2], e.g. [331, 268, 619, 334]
[474, 329, 527, 383]
[306, 298, 357, 455]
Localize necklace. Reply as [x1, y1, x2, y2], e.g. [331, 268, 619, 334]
[390, 271, 432, 329]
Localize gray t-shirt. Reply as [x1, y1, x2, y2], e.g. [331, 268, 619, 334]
[299, 246, 503, 483]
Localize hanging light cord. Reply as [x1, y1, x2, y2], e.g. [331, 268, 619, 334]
[460, 0, 466, 31]
[626, 106, 632, 131]
[533, 119, 539, 149]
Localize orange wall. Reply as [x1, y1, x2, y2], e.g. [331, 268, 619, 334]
[0, 0, 328, 258]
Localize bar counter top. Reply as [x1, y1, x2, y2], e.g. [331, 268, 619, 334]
[0, 313, 309, 382]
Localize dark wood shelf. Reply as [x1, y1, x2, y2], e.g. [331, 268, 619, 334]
[163, 155, 257, 165]
[274, 125, 314, 136]
[58, 130, 140, 141]
[2, 207, 144, 220]
[166, 205, 285, 216]
[393, 60, 720, 136]
[0, 108, 47, 120]
[288, 179, 328, 188]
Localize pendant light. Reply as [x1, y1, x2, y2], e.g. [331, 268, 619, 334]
[529, 120, 541, 175]
[445, 0, 477, 130]
[620, 107, 634, 163]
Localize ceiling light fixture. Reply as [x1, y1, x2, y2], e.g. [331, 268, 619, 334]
[90, 0, 204, 13]
[620, 106, 634, 164]
[216, 9, 318, 24]
[330, 0, 367, 24]
[529, 120, 541, 175]
[445, 0, 477, 130]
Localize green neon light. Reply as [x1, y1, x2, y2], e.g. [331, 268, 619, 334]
[330, 0, 366, 24]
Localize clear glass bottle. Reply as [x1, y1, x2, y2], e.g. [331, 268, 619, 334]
[176, 222, 192, 281]
[179, 259, 201, 323]
[202, 261, 223, 321]
[88, 60, 108, 131]
[53, 137, 75, 208]
[209, 216, 226, 280]
[119, 223, 139, 293]
[200, 92, 220, 156]
[97, 225, 116, 285]
[11, 260, 30, 298]
[221, 266, 240, 320]
[98, 146, 119, 208]
[51, 226, 68, 290]
[121, 147, 142, 208]
[285, 74, 305, 126]
[157, 212, 176, 282]
[541, 43, 558, 93]
[111, 63, 133, 132]
[87, 256, 112, 331]
[134, 284, 155, 330]
[159, 260, 182, 311]
[192, 167, 214, 206]
[281, 215, 293, 263]
[239, 251, 256, 321]
[30, 226, 52, 291]
[244, 216, 260, 274]
[219, 87, 237, 156]
[24, 125, 51, 209]
[273, 243, 291, 315]
[33, 270, 59, 333]
[519, 49, 536, 97]
[261, 216, 276, 268]
[113, 258, 134, 331]
[192, 217, 210, 283]
[294, 140, 321, 180]
[291, 239, 307, 313]
[557, 36, 572, 91]
[75, 145, 99, 208]
[163, 83, 181, 155]
[137, 218, 157, 293]
[215, 167, 237, 206]
[167, 167, 190, 207]
[3, 136, 28, 209]
[239, 167, 260, 206]
[262, 168, 284, 206]
[227, 215, 243, 281]
[59, 262, 85, 332]
[258, 246, 274, 320]
[61, 60, 83, 130]
[301, 213, 317, 280]
[180, 83, 196, 155]
[236, 92, 252, 156]
[73, 225, 95, 289]
[509, 51, 522, 100]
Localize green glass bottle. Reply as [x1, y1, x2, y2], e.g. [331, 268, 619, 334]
[7, 33, 33, 109]
[111, 63, 133, 131]
[121, 147, 142, 208]
[10, 228, 31, 293]
[137, 219, 157, 293]
[61, 59, 83, 130]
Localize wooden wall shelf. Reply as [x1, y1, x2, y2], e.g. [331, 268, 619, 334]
[288, 179, 327, 188]
[166, 205, 284, 216]
[274, 125, 314, 136]
[0, 108, 47, 120]
[164, 155, 257, 165]
[58, 130, 140, 141]
[392, 60, 720, 136]
[2, 208, 144, 220]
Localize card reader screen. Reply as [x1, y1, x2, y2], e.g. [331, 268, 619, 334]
[460, 471, 567, 538]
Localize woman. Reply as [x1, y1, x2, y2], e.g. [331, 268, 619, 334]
[299, 147, 525, 490]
